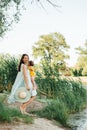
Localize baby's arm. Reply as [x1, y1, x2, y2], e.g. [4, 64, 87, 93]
[29, 66, 34, 71]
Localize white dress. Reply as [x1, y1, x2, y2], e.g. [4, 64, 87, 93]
[8, 64, 37, 103]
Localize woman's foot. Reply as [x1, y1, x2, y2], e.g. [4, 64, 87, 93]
[23, 112, 36, 117]
[20, 105, 24, 114]
[23, 111, 30, 115]
[20, 105, 28, 115]
[23, 107, 35, 116]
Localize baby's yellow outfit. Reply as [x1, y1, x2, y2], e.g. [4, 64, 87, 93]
[28, 66, 35, 77]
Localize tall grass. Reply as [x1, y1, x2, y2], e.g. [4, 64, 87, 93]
[35, 68, 87, 127]
[36, 75, 87, 111]
[0, 103, 33, 123]
[33, 100, 69, 126]
[0, 54, 19, 92]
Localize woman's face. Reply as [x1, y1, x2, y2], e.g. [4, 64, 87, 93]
[23, 56, 29, 64]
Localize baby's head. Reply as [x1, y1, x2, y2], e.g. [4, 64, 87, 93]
[29, 60, 34, 66]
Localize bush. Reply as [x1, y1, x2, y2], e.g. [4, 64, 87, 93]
[71, 68, 83, 76]
[36, 72, 87, 113]
[33, 100, 69, 126]
[0, 54, 19, 92]
[34, 76, 87, 127]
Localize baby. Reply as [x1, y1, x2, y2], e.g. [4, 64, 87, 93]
[28, 60, 37, 90]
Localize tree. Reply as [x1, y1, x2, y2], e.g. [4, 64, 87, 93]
[75, 40, 87, 75]
[75, 56, 87, 76]
[0, 0, 21, 37]
[76, 40, 87, 55]
[32, 32, 70, 75]
[0, 0, 59, 37]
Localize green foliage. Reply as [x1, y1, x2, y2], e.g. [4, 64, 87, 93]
[35, 50, 87, 114]
[0, 103, 33, 123]
[34, 100, 69, 126]
[0, 1, 59, 37]
[35, 73, 87, 126]
[0, 54, 19, 92]
[35, 60, 85, 127]
[76, 40, 87, 55]
[36, 69, 87, 113]
[36, 62, 60, 98]
[75, 56, 87, 76]
[75, 40, 87, 75]
[60, 79, 86, 112]
[32, 32, 70, 67]
[0, 0, 21, 37]
[82, 66, 87, 76]
[0, 93, 7, 102]
[72, 68, 83, 76]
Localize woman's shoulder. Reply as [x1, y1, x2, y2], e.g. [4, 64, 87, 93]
[21, 63, 25, 66]
[21, 64, 27, 71]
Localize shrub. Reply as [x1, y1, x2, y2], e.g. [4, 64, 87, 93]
[0, 54, 19, 92]
[36, 72, 87, 113]
[32, 99, 69, 126]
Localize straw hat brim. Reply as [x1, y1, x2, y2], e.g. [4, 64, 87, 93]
[14, 87, 31, 103]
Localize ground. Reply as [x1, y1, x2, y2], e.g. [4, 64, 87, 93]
[0, 118, 66, 130]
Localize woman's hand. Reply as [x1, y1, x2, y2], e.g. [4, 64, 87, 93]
[33, 86, 37, 90]
[26, 86, 30, 91]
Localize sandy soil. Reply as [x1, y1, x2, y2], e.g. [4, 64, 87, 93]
[0, 118, 66, 130]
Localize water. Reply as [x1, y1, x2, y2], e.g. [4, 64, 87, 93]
[67, 108, 87, 130]
[67, 84, 87, 130]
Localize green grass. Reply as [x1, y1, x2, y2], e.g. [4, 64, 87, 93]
[32, 78, 87, 128]
[0, 103, 33, 124]
[37, 77, 87, 112]
[31, 99, 69, 126]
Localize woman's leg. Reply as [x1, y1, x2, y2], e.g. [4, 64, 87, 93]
[20, 96, 36, 114]
[23, 96, 36, 107]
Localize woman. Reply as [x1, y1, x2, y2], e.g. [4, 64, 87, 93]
[8, 54, 37, 114]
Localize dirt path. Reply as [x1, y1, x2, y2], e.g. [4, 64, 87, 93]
[0, 118, 66, 130]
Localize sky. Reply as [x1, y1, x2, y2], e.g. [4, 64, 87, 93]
[0, 0, 87, 67]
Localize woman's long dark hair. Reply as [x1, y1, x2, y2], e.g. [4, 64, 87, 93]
[18, 54, 29, 71]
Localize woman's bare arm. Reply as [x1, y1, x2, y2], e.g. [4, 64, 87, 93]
[22, 64, 30, 90]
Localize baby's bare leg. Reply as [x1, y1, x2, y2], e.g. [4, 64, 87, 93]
[31, 77, 36, 89]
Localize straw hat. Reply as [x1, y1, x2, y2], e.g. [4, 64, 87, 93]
[14, 87, 31, 103]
